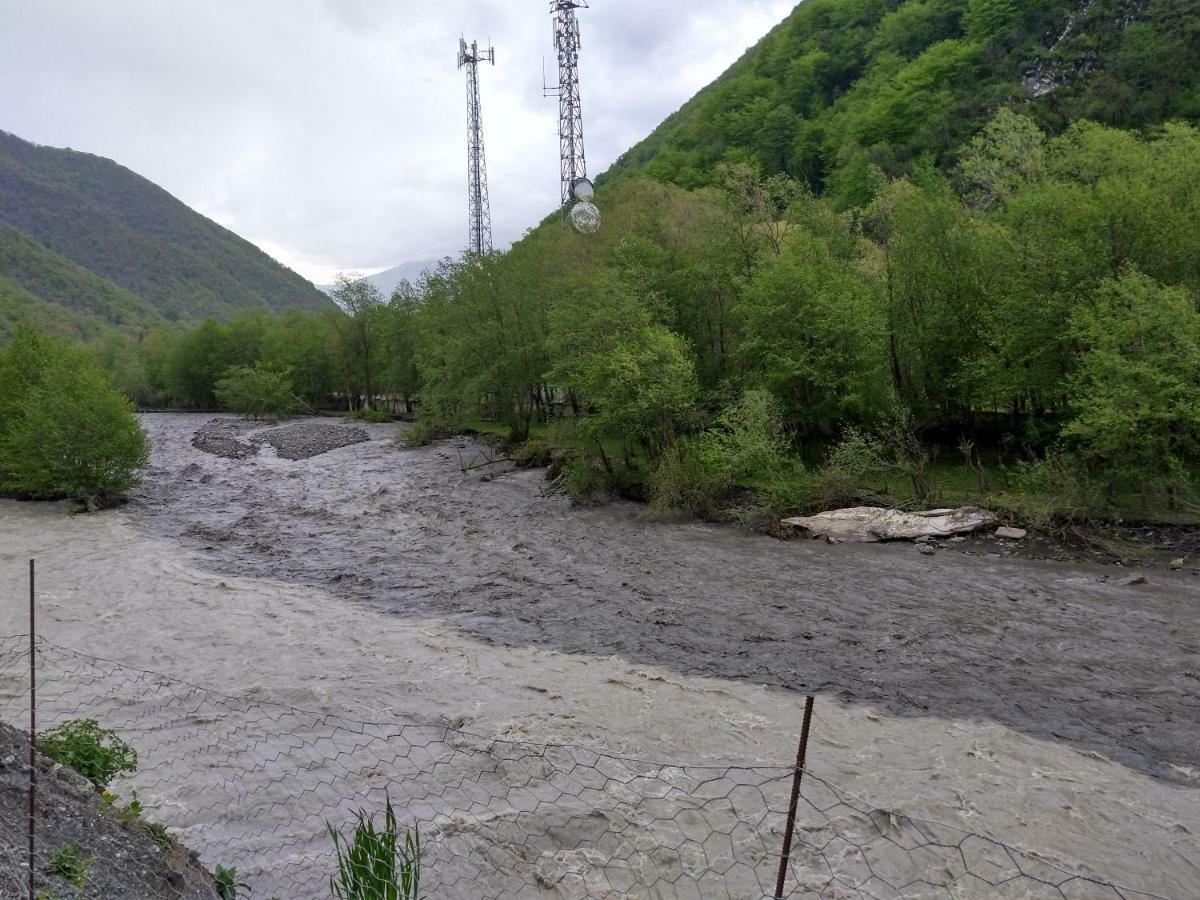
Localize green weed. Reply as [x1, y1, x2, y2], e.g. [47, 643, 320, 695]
[328, 796, 422, 900]
[214, 864, 250, 899]
[148, 822, 175, 852]
[46, 841, 95, 889]
[38, 718, 137, 786]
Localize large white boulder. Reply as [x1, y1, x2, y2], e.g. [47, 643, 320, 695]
[783, 506, 998, 543]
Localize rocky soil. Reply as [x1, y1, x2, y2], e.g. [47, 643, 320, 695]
[0, 722, 219, 899]
[189, 417, 368, 462]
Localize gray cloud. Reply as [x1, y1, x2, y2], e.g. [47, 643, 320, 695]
[1, 0, 793, 282]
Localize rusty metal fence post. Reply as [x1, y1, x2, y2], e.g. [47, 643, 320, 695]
[774, 695, 815, 900]
[28, 559, 36, 900]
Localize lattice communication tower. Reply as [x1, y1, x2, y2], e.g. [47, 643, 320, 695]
[458, 38, 496, 255]
[547, 1, 600, 232]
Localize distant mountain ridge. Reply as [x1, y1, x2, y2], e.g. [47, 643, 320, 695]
[0, 129, 331, 338]
[321, 260, 442, 298]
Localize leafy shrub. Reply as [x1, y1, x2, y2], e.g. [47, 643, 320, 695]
[329, 796, 422, 900]
[214, 364, 306, 419]
[810, 427, 892, 509]
[38, 719, 138, 786]
[648, 442, 731, 519]
[695, 390, 788, 478]
[401, 419, 457, 447]
[808, 406, 936, 510]
[752, 459, 818, 518]
[650, 390, 790, 518]
[551, 453, 612, 505]
[46, 842, 95, 889]
[0, 325, 149, 503]
[1005, 452, 1108, 525]
[118, 791, 144, 824]
[512, 438, 556, 468]
[102, 788, 144, 824]
[344, 407, 393, 423]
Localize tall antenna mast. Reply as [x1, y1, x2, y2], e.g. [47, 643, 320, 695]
[458, 38, 495, 255]
[547, 1, 600, 232]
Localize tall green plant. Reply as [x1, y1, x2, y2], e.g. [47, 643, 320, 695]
[328, 796, 421, 900]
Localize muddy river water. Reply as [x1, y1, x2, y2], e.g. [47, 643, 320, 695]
[0, 415, 1197, 898]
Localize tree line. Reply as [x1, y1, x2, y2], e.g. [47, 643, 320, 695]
[11, 112, 1200, 522]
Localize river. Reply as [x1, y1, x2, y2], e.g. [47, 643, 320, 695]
[0, 414, 1195, 898]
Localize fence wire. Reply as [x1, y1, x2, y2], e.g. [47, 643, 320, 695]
[0, 634, 1173, 900]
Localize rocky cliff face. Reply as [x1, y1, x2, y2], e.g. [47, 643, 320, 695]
[1023, 0, 1149, 97]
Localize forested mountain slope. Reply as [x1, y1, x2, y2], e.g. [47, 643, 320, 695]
[600, 0, 1199, 203]
[0, 130, 330, 333]
[0, 221, 162, 340]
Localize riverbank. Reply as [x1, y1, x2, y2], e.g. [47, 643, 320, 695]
[0, 722, 220, 899]
[456, 418, 1200, 570]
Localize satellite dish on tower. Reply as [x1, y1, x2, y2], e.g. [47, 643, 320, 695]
[570, 201, 601, 234]
[571, 177, 595, 202]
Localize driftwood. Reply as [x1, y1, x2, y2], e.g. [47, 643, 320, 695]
[456, 445, 515, 473]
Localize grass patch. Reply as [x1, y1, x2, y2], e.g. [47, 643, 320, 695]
[46, 842, 95, 889]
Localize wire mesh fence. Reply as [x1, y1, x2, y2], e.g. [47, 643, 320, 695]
[0, 629, 1177, 900]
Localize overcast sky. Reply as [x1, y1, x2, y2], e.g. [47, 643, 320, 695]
[1, 1, 794, 283]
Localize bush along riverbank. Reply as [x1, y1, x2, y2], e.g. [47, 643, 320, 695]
[0, 325, 148, 509]
[420, 399, 1198, 572]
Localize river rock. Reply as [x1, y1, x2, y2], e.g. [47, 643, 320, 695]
[1169, 558, 1185, 571]
[995, 526, 1029, 540]
[783, 506, 997, 544]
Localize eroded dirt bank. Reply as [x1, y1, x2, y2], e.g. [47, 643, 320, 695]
[133, 415, 1200, 784]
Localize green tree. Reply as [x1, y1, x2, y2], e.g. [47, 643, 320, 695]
[736, 232, 888, 436]
[91, 331, 152, 405]
[957, 108, 1046, 210]
[571, 325, 699, 467]
[0, 324, 149, 502]
[331, 275, 385, 409]
[375, 283, 424, 414]
[214, 364, 305, 419]
[1062, 269, 1200, 505]
[964, 0, 1021, 43]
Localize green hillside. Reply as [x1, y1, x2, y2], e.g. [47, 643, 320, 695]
[0, 222, 163, 340]
[0, 130, 330, 331]
[601, 0, 1199, 203]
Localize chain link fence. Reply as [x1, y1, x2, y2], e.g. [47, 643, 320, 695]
[0, 629, 1173, 900]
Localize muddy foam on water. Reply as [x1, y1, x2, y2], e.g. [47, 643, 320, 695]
[0, 414, 1196, 898]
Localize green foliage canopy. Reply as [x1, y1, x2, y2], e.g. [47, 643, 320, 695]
[0, 324, 149, 502]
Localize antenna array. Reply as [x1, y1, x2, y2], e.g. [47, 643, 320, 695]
[458, 38, 495, 255]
